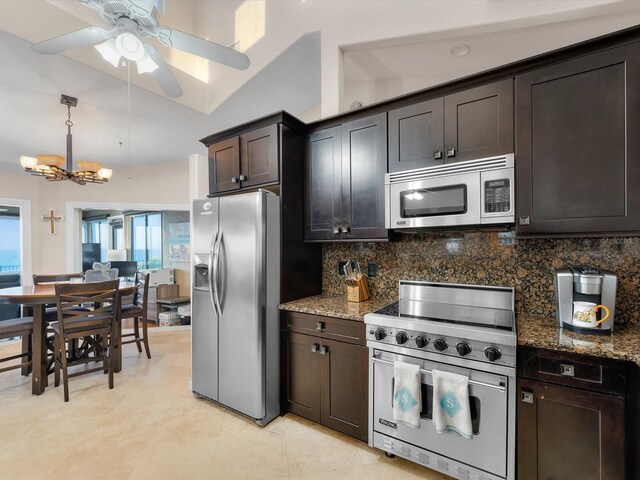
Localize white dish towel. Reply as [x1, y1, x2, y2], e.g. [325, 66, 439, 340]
[432, 369, 473, 439]
[393, 361, 421, 428]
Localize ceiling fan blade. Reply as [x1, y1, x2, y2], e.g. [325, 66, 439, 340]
[162, 28, 250, 70]
[32, 27, 113, 54]
[145, 45, 183, 98]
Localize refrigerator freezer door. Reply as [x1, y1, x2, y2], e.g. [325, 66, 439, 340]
[191, 199, 220, 401]
[217, 193, 268, 419]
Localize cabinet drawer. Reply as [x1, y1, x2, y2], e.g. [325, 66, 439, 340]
[518, 346, 627, 396]
[282, 311, 366, 346]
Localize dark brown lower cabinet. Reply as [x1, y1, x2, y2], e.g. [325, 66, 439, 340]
[283, 312, 368, 442]
[518, 346, 627, 480]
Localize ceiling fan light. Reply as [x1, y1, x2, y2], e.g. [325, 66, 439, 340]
[78, 161, 102, 172]
[97, 168, 113, 180]
[20, 156, 38, 169]
[115, 32, 145, 62]
[95, 38, 121, 67]
[136, 52, 159, 74]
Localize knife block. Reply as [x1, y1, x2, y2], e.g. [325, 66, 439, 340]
[347, 276, 370, 303]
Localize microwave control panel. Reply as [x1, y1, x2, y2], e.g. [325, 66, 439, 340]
[484, 179, 511, 213]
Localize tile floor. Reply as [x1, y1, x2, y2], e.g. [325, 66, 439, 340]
[0, 328, 451, 480]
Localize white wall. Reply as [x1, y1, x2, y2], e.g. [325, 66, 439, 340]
[0, 159, 190, 276]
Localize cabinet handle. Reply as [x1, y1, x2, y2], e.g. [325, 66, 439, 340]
[433, 150, 443, 160]
[446, 148, 456, 158]
[311, 343, 319, 353]
[519, 216, 531, 226]
[231, 176, 238, 183]
[333, 226, 342, 234]
[319, 346, 328, 355]
[343, 225, 351, 233]
[521, 390, 534, 404]
[561, 364, 575, 377]
[315, 322, 324, 331]
[239, 174, 247, 182]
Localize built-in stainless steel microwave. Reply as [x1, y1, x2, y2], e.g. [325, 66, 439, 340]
[385, 154, 515, 230]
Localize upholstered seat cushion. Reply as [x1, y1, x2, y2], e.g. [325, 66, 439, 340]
[106, 304, 143, 319]
[51, 314, 111, 335]
[0, 317, 33, 337]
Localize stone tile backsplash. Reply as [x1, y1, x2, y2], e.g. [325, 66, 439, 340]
[323, 231, 640, 323]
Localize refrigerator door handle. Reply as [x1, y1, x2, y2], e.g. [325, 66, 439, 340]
[208, 230, 220, 316]
[212, 230, 223, 315]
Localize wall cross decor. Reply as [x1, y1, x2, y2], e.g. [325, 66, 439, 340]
[42, 209, 64, 235]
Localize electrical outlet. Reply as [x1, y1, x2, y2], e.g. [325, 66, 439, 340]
[338, 261, 348, 275]
[368, 262, 378, 277]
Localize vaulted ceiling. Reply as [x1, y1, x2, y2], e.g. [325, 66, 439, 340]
[0, 0, 639, 169]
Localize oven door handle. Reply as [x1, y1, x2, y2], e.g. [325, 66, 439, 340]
[371, 356, 507, 393]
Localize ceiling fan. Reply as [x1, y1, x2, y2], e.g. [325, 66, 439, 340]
[31, 0, 250, 98]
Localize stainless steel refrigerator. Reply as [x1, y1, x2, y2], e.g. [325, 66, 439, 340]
[191, 191, 280, 426]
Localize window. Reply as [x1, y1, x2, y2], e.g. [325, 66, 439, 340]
[0, 209, 20, 273]
[131, 213, 162, 269]
[81, 218, 108, 262]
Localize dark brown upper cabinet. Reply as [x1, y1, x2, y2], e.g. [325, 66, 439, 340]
[208, 136, 240, 195]
[305, 126, 342, 241]
[388, 98, 444, 172]
[207, 124, 279, 195]
[516, 42, 640, 236]
[444, 79, 514, 163]
[305, 113, 388, 242]
[388, 79, 513, 172]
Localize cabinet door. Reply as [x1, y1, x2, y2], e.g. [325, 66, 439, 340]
[320, 338, 368, 442]
[516, 43, 640, 235]
[517, 378, 625, 480]
[444, 79, 513, 163]
[388, 99, 444, 172]
[341, 113, 388, 240]
[305, 126, 343, 241]
[240, 124, 279, 188]
[285, 332, 321, 423]
[208, 136, 240, 195]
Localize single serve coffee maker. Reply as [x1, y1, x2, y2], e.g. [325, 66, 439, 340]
[555, 266, 617, 334]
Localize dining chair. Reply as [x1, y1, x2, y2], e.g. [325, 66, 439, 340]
[33, 273, 92, 369]
[119, 272, 151, 359]
[53, 280, 120, 402]
[0, 317, 33, 376]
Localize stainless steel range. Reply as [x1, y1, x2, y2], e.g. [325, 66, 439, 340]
[365, 281, 516, 480]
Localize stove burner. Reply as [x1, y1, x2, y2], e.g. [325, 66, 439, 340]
[374, 301, 513, 331]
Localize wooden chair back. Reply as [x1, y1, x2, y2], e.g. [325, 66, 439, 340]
[133, 272, 150, 316]
[33, 273, 84, 284]
[54, 280, 120, 338]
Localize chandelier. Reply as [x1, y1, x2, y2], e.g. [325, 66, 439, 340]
[20, 95, 112, 185]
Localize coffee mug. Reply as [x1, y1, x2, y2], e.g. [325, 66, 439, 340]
[572, 301, 610, 328]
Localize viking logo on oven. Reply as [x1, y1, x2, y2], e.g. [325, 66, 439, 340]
[379, 418, 397, 429]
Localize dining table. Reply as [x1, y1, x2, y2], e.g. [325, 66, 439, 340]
[0, 280, 136, 395]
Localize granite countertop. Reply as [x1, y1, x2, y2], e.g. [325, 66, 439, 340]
[518, 314, 640, 366]
[279, 295, 392, 322]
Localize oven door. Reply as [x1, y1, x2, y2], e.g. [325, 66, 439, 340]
[372, 349, 508, 478]
[387, 172, 481, 229]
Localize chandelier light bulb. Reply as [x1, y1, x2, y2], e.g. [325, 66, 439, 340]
[97, 168, 113, 180]
[20, 156, 38, 169]
[115, 32, 145, 62]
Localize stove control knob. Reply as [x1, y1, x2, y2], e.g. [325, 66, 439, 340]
[415, 335, 428, 348]
[433, 338, 448, 352]
[395, 332, 408, 345]
[485, 347, 502, 362]
[374, 329, 387, 341]
[456, 342, 471, 356]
